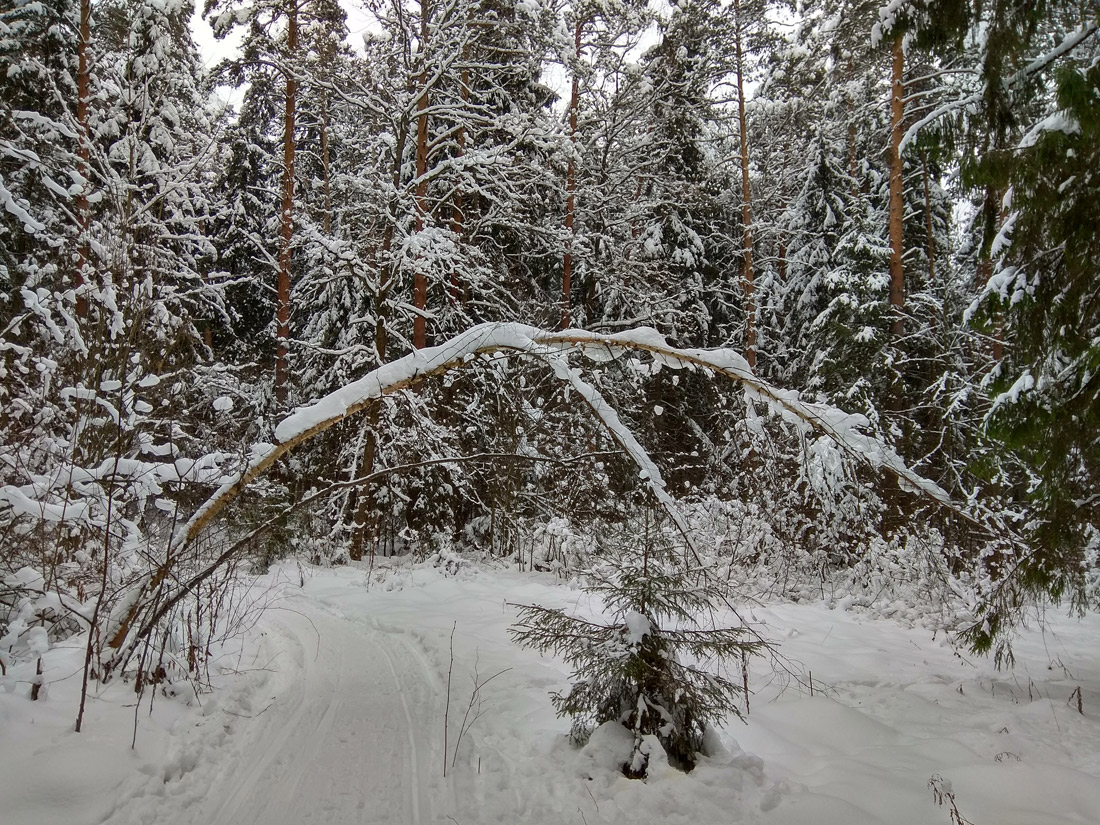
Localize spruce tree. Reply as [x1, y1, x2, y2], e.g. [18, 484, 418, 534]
[511, 527, 762, 777]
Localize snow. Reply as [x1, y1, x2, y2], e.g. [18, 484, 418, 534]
[624, 610, 653, 646]
[1019, 111, 1082, 149]
[5, 559, 1100, 825]
[0, 484, 91, 522]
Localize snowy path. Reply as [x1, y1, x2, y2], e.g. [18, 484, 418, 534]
[193, 607, 442, 825]
[7, 559, 1100, 825]
[149, 601, 446, 825]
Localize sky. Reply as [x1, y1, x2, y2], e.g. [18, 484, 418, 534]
[186, 0, 659, 118]
[189, 0, 377, 70]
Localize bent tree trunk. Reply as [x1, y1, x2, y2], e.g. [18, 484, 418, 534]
[103, 324, 1014, 675]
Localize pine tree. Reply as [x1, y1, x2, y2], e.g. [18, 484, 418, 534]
[205, 0, 346, 405]
[885, 0, 1100, 648]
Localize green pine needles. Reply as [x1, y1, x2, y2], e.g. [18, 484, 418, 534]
[509, 542, 762, 778]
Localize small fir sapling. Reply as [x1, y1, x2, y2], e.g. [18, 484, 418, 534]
[509, 533, 762, 777]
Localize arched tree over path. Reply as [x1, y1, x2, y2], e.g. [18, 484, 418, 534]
[102, 323, 1024, 677]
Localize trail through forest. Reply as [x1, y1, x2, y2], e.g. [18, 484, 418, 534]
[180, 609, 441, 825]
[6, 559, 1100, 825]
[99, 590, 446, 825]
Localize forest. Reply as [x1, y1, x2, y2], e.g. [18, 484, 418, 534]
[1, 0, 1099, 780]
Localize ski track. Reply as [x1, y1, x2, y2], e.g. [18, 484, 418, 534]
[115, 595, 445, 825]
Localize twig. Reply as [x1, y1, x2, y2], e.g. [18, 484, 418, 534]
[1069, 686, 1083, 715]
[451, 654, 512, 770]
[444, 621, 456, 778]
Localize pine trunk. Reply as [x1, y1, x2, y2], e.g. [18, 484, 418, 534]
[887, 35, 905, 338]
[921, 152, 934, 284]
[275, 5, 298, 405]
[733, 0, 755, 368]
[413, 0, 430, 349]
[450, 51, 469, 306]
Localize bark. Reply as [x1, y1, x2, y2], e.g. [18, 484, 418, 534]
[733, 0, 755, 368]
[882, 35, 908, 536]
[981, 258, 1007, 360]
[887, 34, 906, 338]
[846, 60, 859, 198]
[321, 91, 332, 235]
[561, 18, 582, 330]
[348, 405, 381, 561]
[450, 48, 469, 306]
[275, 4, 298, 405]
[848, 122, 860, 197]
[349, 110, 411, 558]
[976, 187, 1006, 362]
[413, 0, 431, 349]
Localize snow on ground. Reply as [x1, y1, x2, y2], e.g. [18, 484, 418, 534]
[4, 557, 1100, 825]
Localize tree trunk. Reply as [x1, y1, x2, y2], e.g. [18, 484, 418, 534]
[733, 0, 755, 368]
[882, 34, 908, 537]
[887, 34, 906, 338]
[321, 91, 331, 235]
[413, 0, 430, 349]
[275, 4, 298, 405]
[846, 60, 859, 198]
[450, 48, 469, 306]
[349, 115, 411, 559]
[348, 405, 381, 562]
[562, 18, 582, 330]
[75, 0, 92, 319]
[921, 151, 935, 285]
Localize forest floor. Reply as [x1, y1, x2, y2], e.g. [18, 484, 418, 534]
[4, 556, 1100, 825]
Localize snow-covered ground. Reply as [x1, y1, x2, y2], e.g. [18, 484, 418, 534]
[4, 558, 1100, 825]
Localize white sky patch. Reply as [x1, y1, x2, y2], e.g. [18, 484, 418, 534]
[191, 0, 376, 64]
[189, 1, 242, 71]
[189, 0, 372, 111]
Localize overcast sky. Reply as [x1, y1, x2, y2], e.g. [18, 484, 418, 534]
[189, 0, 376, 70]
